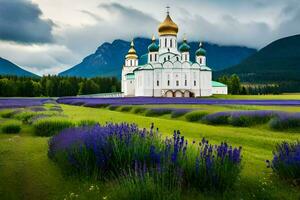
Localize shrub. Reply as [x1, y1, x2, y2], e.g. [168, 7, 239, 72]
[49, 123, 242, 193]
[185, 111, 208, 122]
[145, 108, 173, 117]
[108, 105, 119, 111]
[269, 113, 300, 131]
[1, 120, 21, 133]
[202, 112, 231, 125]
[77, 120, 98, 127]
[132, 107, 147, 114]
[170, 109, 193, 118]
[119, 106, 133, 112]
[33, 117, 74, 136]
[267, 141, 300, 183]
[0, 109, 19, 118]
[14, 111, 38, 123]
[229, 111, 276, 127]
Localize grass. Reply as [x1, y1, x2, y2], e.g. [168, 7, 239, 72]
[0, 103, 300, 199]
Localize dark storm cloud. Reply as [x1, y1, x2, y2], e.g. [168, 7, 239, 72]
[0, 0, 54, 43]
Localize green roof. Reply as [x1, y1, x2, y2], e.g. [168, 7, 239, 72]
[148, 42, 159, 52]
[212, 81, 227, 87]
[179, 42, 190, 52]
[196, 48, 206, 56]
[125, 73, 135, 80]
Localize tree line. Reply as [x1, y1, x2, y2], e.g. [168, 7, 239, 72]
[218, 74, 282, 95]
[0, 75, 120, 97]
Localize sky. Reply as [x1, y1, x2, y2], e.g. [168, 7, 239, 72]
[0, 0, 299, 75]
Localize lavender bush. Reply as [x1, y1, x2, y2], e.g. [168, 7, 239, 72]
[269, 113, 300, 131]
[185, 111, 209, 122]
[48, 123, 242, 192]
[202, 112, 231, 125]
[267, 141, 300, 183]
[229, 110, 277, 127]
[170, 108, 194, 118]
[145, 108, 173, 116]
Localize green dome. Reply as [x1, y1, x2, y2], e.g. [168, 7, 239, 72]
[196, 42, 206, 56]
[148, 42, 159, 52]
[179, 42, 190, 52]
[196, 47, 206, 56]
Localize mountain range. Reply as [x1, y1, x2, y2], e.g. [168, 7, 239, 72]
[59, 38, 257, 78]
[0, 57, 39, 77]
[217, 34, 300, 83]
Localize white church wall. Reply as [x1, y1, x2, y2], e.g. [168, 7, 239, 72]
[212, 86, 228, 95]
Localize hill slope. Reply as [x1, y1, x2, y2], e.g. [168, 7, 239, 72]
[0, 57, 38, 77]
[218, 34, 300, 83]
[59, 38, 256, 78]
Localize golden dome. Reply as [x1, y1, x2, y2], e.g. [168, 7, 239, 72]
[158, 14, 178, 36]
[125, 41, 138, 59]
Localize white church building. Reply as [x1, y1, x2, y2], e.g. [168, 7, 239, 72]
[121, 10, 227, 97]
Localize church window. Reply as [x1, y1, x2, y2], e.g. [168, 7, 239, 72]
[199, 58, 202, 64]
[150, 54, 152, 62]
[170, 39, 172, 48]
[185, 80, 187, 86]
[130, 60, 132, 66]
[167, 80, 170, 86]
[168, 55, 170, 60]
[164, 57, 166, 62]
[176, 57, 179, 61]
[165, 38, 167, 47]
[194, 80, 196, 86]
[157, 80, 159, 86]
[176, 80, 179, 86]
[185, 54, 187, 61]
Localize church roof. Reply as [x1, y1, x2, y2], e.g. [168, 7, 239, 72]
[158, 13, 178, 36]
[212, 81, 227, 87]
[196, 43, 206, 56]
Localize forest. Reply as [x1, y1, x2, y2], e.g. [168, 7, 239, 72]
[0, 75, 120, 97]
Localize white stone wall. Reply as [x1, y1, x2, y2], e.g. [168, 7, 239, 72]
[212, 86, 228, 95]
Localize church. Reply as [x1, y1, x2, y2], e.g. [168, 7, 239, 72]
[121, 9, 227, 97]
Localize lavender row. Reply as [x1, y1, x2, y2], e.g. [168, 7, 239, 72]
[0, 98, 53, 108]
[57, 97, 300, 107]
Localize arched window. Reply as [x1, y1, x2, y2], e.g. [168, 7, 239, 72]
[185, 80, 187, 86]
[150, 54, 152, 62]
[168, 55, 170, 60]
[185, 54, 188, 61]
[176, 57, 179, 61]
[165, 38, 167, 47]
[167, 80, 170, 86]
[170, 39, 172, 48]
[164, 57, 166, 62]
[130, 60, 132, 66]
[194, 80, 196, 86]
[176, 80, 179, 86]
[157, 80, 159, 86]
[199, 58, 202, 64]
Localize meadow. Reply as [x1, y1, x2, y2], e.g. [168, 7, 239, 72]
[0, 96, 300, 200]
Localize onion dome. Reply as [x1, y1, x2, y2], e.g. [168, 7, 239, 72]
[148, 35, 159, 52]
[158, 13, 178, 36]
[196, 42, 206, 56]
[179, 37, 190, 52]
[125, 41, 138, 59]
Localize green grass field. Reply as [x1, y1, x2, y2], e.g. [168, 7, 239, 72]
[0, 103, 300, 199]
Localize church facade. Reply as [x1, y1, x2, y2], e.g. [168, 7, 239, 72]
[121, 10, 226, 97]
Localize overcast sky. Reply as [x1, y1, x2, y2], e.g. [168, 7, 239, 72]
[0, 0, 299, 75]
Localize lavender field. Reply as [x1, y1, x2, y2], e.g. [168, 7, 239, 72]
[0, 97, 300, 200]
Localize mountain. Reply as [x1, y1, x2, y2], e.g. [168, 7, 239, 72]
[59, 38, 256, 78]
[217, 34, 300, 83]
[0, 57, 38, 77]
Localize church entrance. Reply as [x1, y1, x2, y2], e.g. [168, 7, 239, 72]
[166, 90, 174, 97]
[174, 90, 183, 97]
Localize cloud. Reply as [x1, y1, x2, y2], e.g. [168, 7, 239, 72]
[0, 0, 54, 44]
[56, 2, 159, 56]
